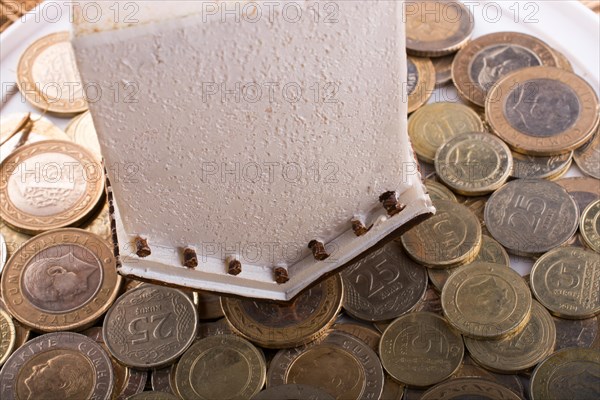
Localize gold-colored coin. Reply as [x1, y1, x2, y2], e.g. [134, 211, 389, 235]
[332, 323, 380, 352]
[379, 312, 464, 388]
[407, 56, 435, 114]
[420, 378, 523, 400]
[0, 140, 105, 234]
[0, 309, 16, 367]
[408, 102, 484, 163]
[428, 235, 509, 292]
[175, 334, 266, 400]
[574, 123, 600, 179]
[0, 219, 32, 261]
[464, 301, 556, 373]
[530, 348, 600, 400]
[511, 151, 573, 180]
[65, 111, 102, 157]
[17, 32, 88, 115]
[268, 331, 385, 399]
[435, 132, 512, 196]
[425, 179, 457, 202]
[486, 67, 599, 156]
[81, 200, 112, 244]
[485, 179, 579, 256]
[452, 32, 561, 107]
[581, 200, 600, 252]
[0, 228, 122, 332]
[222, 274, 342, 348]
[401, 200, 482, 268]
[432, 54, 455, 88]
[530, 247, 600, 319]
[441, 262, 532, 339]
[405, 1, 474, 57]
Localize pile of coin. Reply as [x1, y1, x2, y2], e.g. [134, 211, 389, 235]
[2, 1, 600, 399]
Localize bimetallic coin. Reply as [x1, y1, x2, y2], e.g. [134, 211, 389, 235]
[464, 301, 556, 373]
[407, 56, 436, 114]
[557, 177, 600, 213]
[435, 132, 513, 196]
[0, 229, 121, 332]
[530, 348, 600, 400]
[379, 312, 464, 387]
[0, 140, 105, 234]
[408, 102, 484, 163]
[221, 275, 343, 349]
[253, 384, 335, 400]
[83, 326, 147, 400]
[441, 262, 532, 339]
[530, 247, 600, 319]
[575, 125, 600, 179]
[425, 179, 457, 202]
[401, 200, 482, 268]
[553, 315, 599, 350]
[405, 1, 474, 57]
[486, 67, 599, 156]
[268, 331, 384, 400]
[452, 32, 561, 107]
[175, 334, 266, 400]
[511, 151, 573, 180]
[103, 285, 198, 369]
[0, 309, 16, 367]
[580, 200, 600, 252]
[17, 32, 87, 115]
[65, 111, 102, 157]
[420, 378, 523, 400]
[432, 54, 455, 88]
[485, 179, 579, 256]
[551, 47, 574, 72]
[127, 392, 180, 400]
[0, 332, 114, 400]
[341, 241, 427, 322]
[428, 235, 509, 292]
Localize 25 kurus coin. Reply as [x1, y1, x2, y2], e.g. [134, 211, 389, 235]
[0, 140, 105, 234]
[0, 229, 121, 332]
[341, 241, 427, 322]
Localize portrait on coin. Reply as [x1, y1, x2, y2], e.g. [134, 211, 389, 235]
[22, 245, 102, 312]
[471, 45, 540, 91]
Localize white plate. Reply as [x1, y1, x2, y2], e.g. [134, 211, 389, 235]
[1, 0, 599, 278]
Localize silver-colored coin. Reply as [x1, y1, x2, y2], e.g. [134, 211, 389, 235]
[574, 124, 600, 179]
[485, 179, 579, 256]
[151, 364, 177, 396]
[0, 332, 114, 400]
[103, 285, 198, 369]
[341, 241, 428, 322]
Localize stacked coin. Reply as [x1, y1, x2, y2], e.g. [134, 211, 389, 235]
[1, 4, 600, 400]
